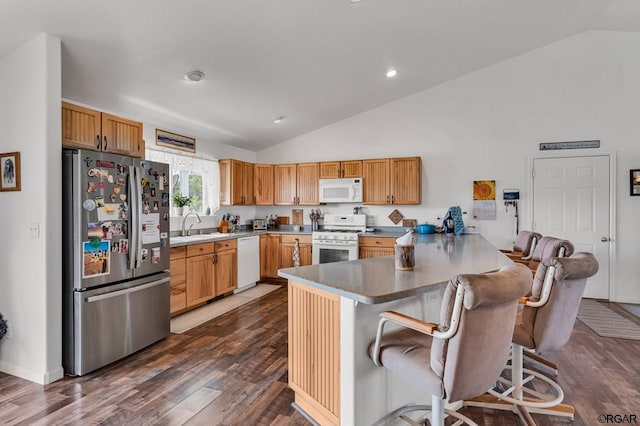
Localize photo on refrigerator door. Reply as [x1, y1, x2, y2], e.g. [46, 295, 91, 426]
[82, 240, 111, 278]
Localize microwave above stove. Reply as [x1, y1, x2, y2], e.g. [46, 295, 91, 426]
[319, 178, 363, 203]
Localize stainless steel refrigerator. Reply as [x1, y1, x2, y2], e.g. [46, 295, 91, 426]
[62, 148, 171, 376]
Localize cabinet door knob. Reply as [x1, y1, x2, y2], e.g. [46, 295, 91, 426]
[391, 195, 395, 204]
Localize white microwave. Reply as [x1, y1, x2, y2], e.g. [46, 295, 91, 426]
[319, 178, 363, 203]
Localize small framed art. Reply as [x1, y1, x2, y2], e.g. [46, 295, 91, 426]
[630, 169, 640, 196]
[0, 151, 21, 192]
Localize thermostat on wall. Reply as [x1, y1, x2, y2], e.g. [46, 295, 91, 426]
[503, 189, 520, 200]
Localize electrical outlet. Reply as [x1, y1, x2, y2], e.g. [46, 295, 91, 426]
[29, 222, 40, 238]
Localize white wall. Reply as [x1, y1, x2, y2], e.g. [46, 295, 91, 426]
[257, 31, 640, 303]
[0, 34, 63, 384]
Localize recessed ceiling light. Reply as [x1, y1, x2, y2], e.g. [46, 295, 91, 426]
[184, 70, 205, 82]
[386, 69, 398, 78]
[350, 0, 361, 2]
[273, 116, 285, 124]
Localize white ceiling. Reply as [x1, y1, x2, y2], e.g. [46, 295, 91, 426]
[1, 0, 639, 152]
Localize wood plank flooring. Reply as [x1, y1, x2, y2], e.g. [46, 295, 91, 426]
[0, 288, 639, 425]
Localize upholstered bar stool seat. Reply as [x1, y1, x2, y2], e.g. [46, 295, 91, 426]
[465, 252, 599, 424]
[368, 263, 531, 426]
[500, 230, 542, 261]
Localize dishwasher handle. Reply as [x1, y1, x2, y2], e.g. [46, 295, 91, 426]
[86, 278, 170, 303]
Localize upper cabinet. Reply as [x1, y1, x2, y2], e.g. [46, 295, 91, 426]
[254, 164, 274, 205]
[219, 159, 254, 205]
[62, 102, 144, 158]
[319, 160, 362, 179]
[363, 157, 421, 205]
[274, 163, 319, 205]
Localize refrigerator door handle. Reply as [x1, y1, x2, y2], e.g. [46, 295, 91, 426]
[128, 165, 139, 270]
[85, 277, 170, 303]
[134, 165, 144, 269]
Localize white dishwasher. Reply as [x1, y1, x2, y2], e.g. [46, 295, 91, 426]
[235, 235, 260, 293]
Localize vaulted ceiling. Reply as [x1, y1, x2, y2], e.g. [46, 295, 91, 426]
[1, 0, 639, 151]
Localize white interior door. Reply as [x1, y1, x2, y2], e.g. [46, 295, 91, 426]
[532, 155, 610, 299]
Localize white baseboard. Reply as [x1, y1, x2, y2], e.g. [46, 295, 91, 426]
[0, 361, 64, 385]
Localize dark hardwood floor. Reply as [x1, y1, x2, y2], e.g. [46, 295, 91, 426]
[0, 287, 639, 425]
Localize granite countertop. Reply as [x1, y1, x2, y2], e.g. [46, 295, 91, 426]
[278, 234, 512, 304]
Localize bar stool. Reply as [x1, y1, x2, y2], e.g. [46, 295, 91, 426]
[518, 236, 574, 275]
[465, 253, 599, 424]
[500, 230, 542, 262]
[368, 263, 531, 426]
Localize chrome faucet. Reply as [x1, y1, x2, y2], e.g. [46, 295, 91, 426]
[181, 212, 202, 236]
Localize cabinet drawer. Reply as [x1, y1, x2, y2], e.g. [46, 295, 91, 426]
[170, 246, 186, 261]
[359, 237, 396, 248]
[281, 234, 312, 245]
[186, 243, 214, 257]
[170, 258, 186, 284]
[215, 239, 237, 252]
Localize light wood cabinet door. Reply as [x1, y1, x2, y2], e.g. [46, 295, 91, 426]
[215, 249, 237, 296]
[341, 160, 363, 178]
[296, 162, 319, 205]
[319, 161, 341, 179]
[319, 160, 362, 178]
[219, 159, 231, 205]
[231, 159, 245, 205]
[274, 164, 297, 205]
[363, 159, 390, 204]
[62, 102, 102, 151]
[260, 234, 281, 278]
[359, 236, 395, 259]
[254, 164, 274, 205]
[390, 157, 421, 205]
[101, 112, 143, 157]
[186, 254, 215, 307]
[280, 235, 312, 268]
[242, 161, 254, 205]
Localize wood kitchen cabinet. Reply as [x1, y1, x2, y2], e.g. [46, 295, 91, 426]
[260, 234, 281, 279]
[319, 160, 362, 179]
[185, 243, 215, 307]
[214, 239, 237, 296]
[62, 102, 144, 158]
[359, 236, 395, 259]
[274, 163, 319, 205]
[185, 240, 237, 307]
[219, 159, 254, 205]
[280, 234, 312, 268]
[254, 164, 274, 205]
[170, 247, 187, 315]
[362, 157, 421, 205]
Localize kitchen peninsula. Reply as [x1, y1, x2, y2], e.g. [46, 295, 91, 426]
[278, 233, 512, 426]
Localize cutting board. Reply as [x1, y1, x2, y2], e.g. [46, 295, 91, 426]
[277, 216, 290, 225]
[292, 209, 304, 225]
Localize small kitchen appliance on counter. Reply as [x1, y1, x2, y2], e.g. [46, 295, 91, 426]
[252, 219, 267, 231]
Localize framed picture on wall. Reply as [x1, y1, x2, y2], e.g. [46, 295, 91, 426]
[0, 151, 21, 192]
[155, 129, 196, 153]
[630, 169, 640, 196]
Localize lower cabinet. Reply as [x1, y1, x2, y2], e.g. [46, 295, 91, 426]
[177, 240, 238, 312]
[260, 234, 281, 279]
[170, 247, 187, 315]
[214, 239, 237, 295]
[359, 236, 395, 259]
[186, 243, 215, 307]
[280, 235, 312, 268]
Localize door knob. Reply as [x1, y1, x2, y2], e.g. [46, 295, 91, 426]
[600, 237, 610, 242]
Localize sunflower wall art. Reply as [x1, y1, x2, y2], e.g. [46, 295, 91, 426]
[472, 180, 496, 220]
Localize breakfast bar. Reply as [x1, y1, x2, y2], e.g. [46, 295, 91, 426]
[278, 233, 512, 425]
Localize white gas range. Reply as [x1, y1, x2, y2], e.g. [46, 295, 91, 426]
[312, 214, 367, 265]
